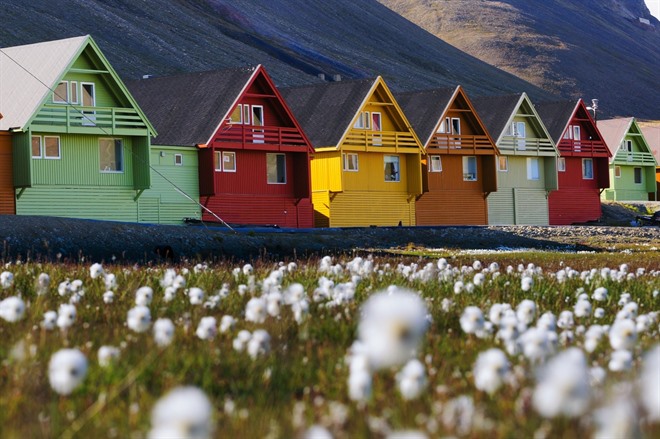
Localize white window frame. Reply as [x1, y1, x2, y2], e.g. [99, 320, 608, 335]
[582, 158, 594, 180]
[43, 136, 61, 159]
[222, 151, 236, 172]
[229, 104, 243, 124]
[174, 153, 183, 166]
[99, 138, 123, 173]
[437, 117, 450, 134]
[267, 153, 286, 184]
[70, 81, 78, 104]
[429, 155, 442, 172]
[81, 82, 96, 126]
[633, 167, 642, 184]
[498, 156, 508, 172]
[31, 135, 43, 159]
[463, 156, 477, 181]
[243, 105, 251, 125]
[343, 153, 359, 172]
[384, 155, 400, 182]
[614, 165, 621, 178]
[527, 157, 540, 180]
[573, 125, 581, 141]
[557, 157, 566, 172]
[53, 81, 68, 103]
[353, 111, 370, 129]
[623, 139, 633, 153]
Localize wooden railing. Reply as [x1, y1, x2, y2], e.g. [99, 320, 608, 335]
[497, 137, 555, 153]
[343, 130, 419, 151]
[557, 139, 609, 156]
[31, 105, 149, 135]
[614, 151, 657, 166]
[428, 134, 494, 154]
[214, 125, 307, 147]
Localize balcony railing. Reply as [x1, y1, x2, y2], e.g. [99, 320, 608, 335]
[214, 125, 307, 149]
[614, 151, 657, 166]
[497, 137, 555, 154]
[31, 105, 150, 135]
[343, 130, 419, 152]
[428, 134, 494, 154]
[557, 139, 609, 156]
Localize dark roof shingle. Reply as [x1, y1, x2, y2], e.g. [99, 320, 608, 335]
[534, 100, 578, 144]
[395, 87, 456, 145]
[471, 94, 522, 140]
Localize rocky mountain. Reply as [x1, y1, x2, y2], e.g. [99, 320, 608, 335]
[0, 0, 658, 119]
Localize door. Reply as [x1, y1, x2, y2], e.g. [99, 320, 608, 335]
[515, 122, 526, 150]
[372, 112, 382, 146]
[452, 117, 461, 148]
[81, 82, 96, 126]
[252, 105, 264, 143]
[573, 125, 581, 151]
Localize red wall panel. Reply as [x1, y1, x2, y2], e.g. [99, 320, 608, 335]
[202, 194, 313, 228]
[550, 157, 602, 224]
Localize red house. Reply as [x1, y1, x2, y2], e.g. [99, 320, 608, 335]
[128, 65, 314, 228]
[536, 99, 611, 225]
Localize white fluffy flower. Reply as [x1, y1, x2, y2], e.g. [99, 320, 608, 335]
[56, 303, 76, 330]
[608, 349, 633, 372]
[232, 330, 252, 352]
[135, 286, 154, 306]
[532, 348, 590, 418]
[153, 318, 175, 347]
[521, 276, 533, 292]
[348, 354, 372, 401]
[0, 271, 14, 289]
[460, 306, 484, 335]
[37, 272, 51, 294]
[356, 288, 429, 370]
[196, 316, 217, 341]
[48, 348, 88, 395]
[219, 315, 236, 333]
[148, 386, 214, 439]
[41, 310, 58, 330]
[640, 345, 660, 421]
[609, 319, 637, 350]
[592, 287, 608, 302]
[473, 348, 509, 395]
[593, 392, 641, 439]
[246, 329, 271, 359]
[189, 287, 205, 306]
[245, 297, 267, 324]
[103, 291, 114, 304]
[127, 305, 151, 333]
[104, 273, 117, 290]
[594, 307, 605, 319]
[396, 358, 427, 400]
[574, 299, 592, 318]
[98, 345, 120, 367]
[557, 310, 574, 329]
[520, 327, 554, 362]
[90, 263, 104, 279]
[0, 296, 26, 322]
[516, 300, 536, 325]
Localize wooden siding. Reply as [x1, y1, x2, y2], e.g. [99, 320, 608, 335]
[311, 152, 343, 193]
[212, 150, 299, 196]
[603, 165, 657, 201]
[201, 194, 313, 228]
[312, 190, 330, 228]
[549, 157, 603, 224]
[488, 191, 515, 225]
[141, 146, 201, 224]
[488, 188, 549, 225]
[416, 191, 487, 225]
[341, 152, 421, 195]
[0, 133, 15, 214]
[326, 191, 415, 227]
[12, 132, 32, 188]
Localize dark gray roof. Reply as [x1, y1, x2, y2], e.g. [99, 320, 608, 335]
[126, 67, 256, 146]
[534, 100, 578, 144]
[471, 94, 522, 141]
[280, 78, 375, 147]
[395, 87, 457, 146]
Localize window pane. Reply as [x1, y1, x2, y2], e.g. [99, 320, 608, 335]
[634, 167, 642, 184]
[53, 81, 68, 103]
[452, 118, 461, 134]
[222, 152, 236, 172]
[430, 155, 442, 172]
[267, 153, 286, 183]
[31, 136, 42, 158]
[384, 155, 400, 182]
[214, 151, 221, 171]
[582, 159, 593, 179]
[229, 105, 242, 124]
[558, 158, 566, 172]
[372, 113, 381, 131]
[70, 81, 78, 104]
[81, 83, 95, 106]
[463, 156, 477, 181]
[252, 106, 264, 126]
[44, 137, 60, 159]
[344, 153, 358, 171]
[99, 139, 123, 172]
[615, 166, 621, 178]
[175, 154, 183, 166]
[527, 158, 540, 180]
[243, 106, 251, 125]
[498, 156, 508, 171]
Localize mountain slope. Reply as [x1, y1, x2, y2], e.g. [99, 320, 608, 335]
[379, 0, 660, 119]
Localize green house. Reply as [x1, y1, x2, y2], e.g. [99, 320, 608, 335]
[0, 35, 160, 222]
[473, 93, 559, 225]
[598, 117, 657, 201]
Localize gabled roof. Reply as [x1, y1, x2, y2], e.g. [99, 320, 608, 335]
[127, 67, 257, 146]
[0, 35, 155, 134]
[534, 100, 580, 144]
[280, 78, 375, 147]
[640, 124, 660, 164]
[471, 93, 524, 143]
[395, 86, 458, 146]
[598, 117, 636, 159]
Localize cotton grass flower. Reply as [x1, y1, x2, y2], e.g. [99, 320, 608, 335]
[98, 346, 120, 367]
[48, 348, 88, 395]
[355, 287, 429, 370]
[348, 354, 372, 402]
[609, 319, 637, 350]
[154, 318, 175, 347]
[90, 263, 104, 279]
[608, 349, 633, 372]
[245, 297, 267, 324]
[37, 272, 50, 295]
[516, 300, 536, 325]
[520, 327, 554, 362]
[592, 286, 608, 302]
[41, 310, 58, 330]
[0, 296, 26, 322]
[196, 317, 217, 341]
[246, 329, 271, 359]
[219, 315, 236, 333]
[303, 426, 333, 439]
[396, 358, 427, 400]
[0, 271, 14, 289]
[127, 305, 151, 333]
[232, 330, 252, 352]
[56, 303, 76, 330]
[593, 392, 642, 439]
[473, 348, 509, 395]
[135, 286, 153, 306]
[188, 287, 205, 305]
[532, 348, 590, 418]
[460, 306, 484, 335]
[639, 345, 660, 421]
[148, 386, 214, 439]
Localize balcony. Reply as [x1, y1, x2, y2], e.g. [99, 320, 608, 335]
[557, 139, 610, 157]
[213, 125, 308, 151]
[497, 137, 556, 155]
[342, 129, 419, 153]
[428, 134, 495, 155]
[614, 151, 657, 166]
[31, 105, 150, 136]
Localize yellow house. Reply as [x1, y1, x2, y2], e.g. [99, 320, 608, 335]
[281, 77, 424, 227]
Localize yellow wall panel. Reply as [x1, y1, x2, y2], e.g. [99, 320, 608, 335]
[328, 191, 415, 227]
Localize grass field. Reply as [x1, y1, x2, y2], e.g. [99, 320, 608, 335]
[0, 250, 658, 438]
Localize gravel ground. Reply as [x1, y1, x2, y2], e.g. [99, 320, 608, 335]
[1, 214, 658, 264]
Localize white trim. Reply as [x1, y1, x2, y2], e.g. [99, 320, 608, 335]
[53, 81, 68, 103]
[43, 136, 61, 159]
[174, 153, 183, 166]
[526, 157, 540, 180]
[582, 158, 594, 180]
[31, 135, 43, 158]
[99, 138, 124, 173]
[222, 151, 236, 172]
[498, 156, 508, 172]
[429, 155, 442, 172]
[462, 156, 477, 181]
[343, 152, 359, 171]
[557, 157, 566, 172]
[614, 165, 621, 178]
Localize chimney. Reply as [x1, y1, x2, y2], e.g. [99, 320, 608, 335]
[317, 73, 326, 80]
[142, 74, 153, 79]
[332, 74, 342, 82]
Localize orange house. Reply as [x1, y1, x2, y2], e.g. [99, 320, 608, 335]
[0, 132, 14, 214]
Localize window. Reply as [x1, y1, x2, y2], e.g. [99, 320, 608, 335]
[70, 81, 78, 104]
[53, 81, 68, 103]
[634, 167, 642, 184]
[353, 111, 370, 129]
[558, 157, 566, 172]
[614, 166, 621, 178]
[429, 155, 442, 172]
[214, 151, 221, 171]
[174, 154, 183, 166]
[573, 125, 581, 141]
[582, 158, 593, 179]
[463, 156, 477, 181]
[343, 153, 359, 171]
[44, 136, 61, 159]
[267, 153, 286, 184]
[451, 118, 461, 135]
[243, 105, 251, 125]
[527, 157, 540, 180]
[498, 156, 508, 172]
[81, 82, 96, 126]
[623, 140, 633, 153]
[229, 104, 243, 124]
[216, 151, 236, 172]
[437, 118, 450, 134]
[511, 121, 526, 150]
[31, 136, 42, 158]
[372, 112, 382, 146]
[384, 155, 400, 182]
[99, 138, 123, 172]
